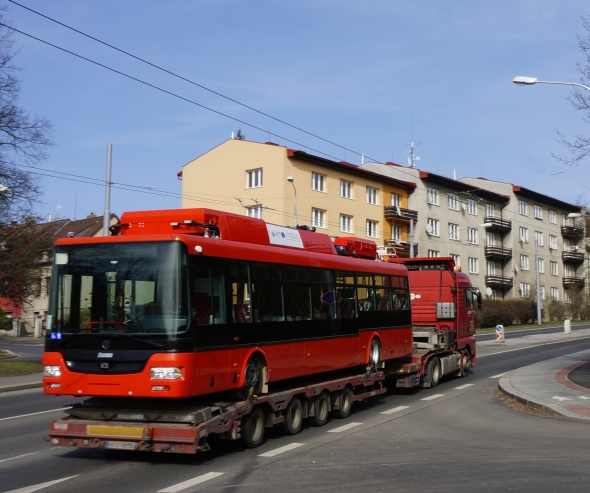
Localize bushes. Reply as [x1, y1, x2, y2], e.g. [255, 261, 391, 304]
[476, 299, 538, 328]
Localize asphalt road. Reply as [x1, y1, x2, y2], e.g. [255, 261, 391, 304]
[2, 334, 590, 493]
[0, 338, 44, 362]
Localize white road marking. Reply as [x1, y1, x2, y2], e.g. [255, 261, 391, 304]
[327, 422, 363, 433]
[380, 405, 409, 415]
[157, 473, 224, 492]
[421, 394, 443, 401]
[476, 335, 590, 358]
[0, 452, 39, 464]
[552, 396, 572, 401]
[258, 442, 304, 457]
[4, 475, 78, 493]
[0, 408, 71, 422]
[489, 372, 508, 378]
[454, 384, 474, 390]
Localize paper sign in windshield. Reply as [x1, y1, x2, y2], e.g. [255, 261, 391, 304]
[266, 224, 304, 249]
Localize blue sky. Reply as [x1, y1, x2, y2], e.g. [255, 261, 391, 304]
[5, 0, 590, 221]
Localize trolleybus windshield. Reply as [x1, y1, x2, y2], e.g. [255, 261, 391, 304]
[47, 241, 189, 337]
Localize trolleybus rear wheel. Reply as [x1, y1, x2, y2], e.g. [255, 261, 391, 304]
[369, 338, 382, 369]
[309, 391, 329, 427]
[332, 387, 353, 419]
[282, 397, 303, 435]
[240, 406, 265, 448]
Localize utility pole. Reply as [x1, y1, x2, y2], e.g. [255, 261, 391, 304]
[535, 241, 542, 325]
[103, 144, 112, 237]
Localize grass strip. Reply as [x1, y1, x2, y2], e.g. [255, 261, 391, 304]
[0, 361, 43, 377]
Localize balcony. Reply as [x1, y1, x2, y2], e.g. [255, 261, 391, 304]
[485, 275, 514, 289]
[483, 216, 512, 233]
[563, 277, 585, 289]
[561, 226, 584, 239]
[384, 206, 418, 223]
[484, 246, 513, 261]
[383, 240, 418, 258]
[562, 250, 585, 265]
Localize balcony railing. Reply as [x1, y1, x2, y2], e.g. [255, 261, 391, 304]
[561, 226, 584, 239]
[562, 250, 585, 264]
[384, 206, 418, 222]
[484, 246, 513, 260]
[483, 216, 512, 233]
[563, 277, 585, 289]
[383, 240, 418, 258]
[485, 275, 514, 289]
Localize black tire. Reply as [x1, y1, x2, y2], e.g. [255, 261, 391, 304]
[332, 387, 353, 419]
[369, 338, 382, 368]
[459, 349, 471, 377]
[231, 355, 264, 401]
[428, 357, 441, 388]
[282, 397, 303, 435]
[240, 406, 265, 448]
[309, 392, 330, 427]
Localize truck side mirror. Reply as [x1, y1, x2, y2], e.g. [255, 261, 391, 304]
[476, 291, 483, 310]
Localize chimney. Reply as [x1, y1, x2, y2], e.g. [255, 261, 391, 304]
[87, 212, 97, 218]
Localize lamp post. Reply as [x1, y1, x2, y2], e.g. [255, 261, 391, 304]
[287, 176, 297, 227]
[513, 76, 590, 92]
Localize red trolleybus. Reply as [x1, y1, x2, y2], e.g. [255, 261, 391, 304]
[42, 208, 412, 399]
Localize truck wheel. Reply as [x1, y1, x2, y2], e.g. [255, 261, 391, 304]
[332, 387, 353, 419]
[428, 357, 441, 388]
[282, 397, 303, 435]
[309, 392, 329, 427]
[240, 406, 265, 448]
[369, 338, 382, 368]
[459, 350, 471, 377]
[231, 355, 265, 401]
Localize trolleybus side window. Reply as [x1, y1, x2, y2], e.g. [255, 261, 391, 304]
[335, 271, 357, 318]
[229, 261, 250, 323]
[191, 259, 225, 325]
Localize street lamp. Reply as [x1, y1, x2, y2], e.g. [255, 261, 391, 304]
[287, 176, 297, 227]
[513, 76, 590, 92]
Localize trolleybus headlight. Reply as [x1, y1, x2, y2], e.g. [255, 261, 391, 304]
[44, 366, 62, 377]
[150, 367, 183, 379]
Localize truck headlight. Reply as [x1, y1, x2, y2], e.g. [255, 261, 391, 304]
[150, 367, 183, 379]
[44, 366, 61, 377]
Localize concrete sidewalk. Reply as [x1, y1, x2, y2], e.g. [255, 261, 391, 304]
[0, 372, 43, 393]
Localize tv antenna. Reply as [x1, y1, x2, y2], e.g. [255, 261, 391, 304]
[405, 141, 420, 168]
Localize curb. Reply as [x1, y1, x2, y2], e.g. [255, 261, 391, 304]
[498, 376, 560, 416]
[0, 382, 43, 393]
[0, 350, 17, 360]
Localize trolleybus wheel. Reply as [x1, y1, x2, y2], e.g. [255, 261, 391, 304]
[232, 355, 265, 400]
[332, 387, 353, 419]
[369, 338, 382, 369]
[428, 357, 441, 388]
[282, 397, 303, 435]
[240, 406, 265, 448]
[309, 391, 330, 427]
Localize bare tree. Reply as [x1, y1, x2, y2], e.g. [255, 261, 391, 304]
[554, 15, 590, 165]
[0, 7, 53, 304]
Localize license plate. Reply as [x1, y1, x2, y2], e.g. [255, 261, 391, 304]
[106, 440, 137, 451]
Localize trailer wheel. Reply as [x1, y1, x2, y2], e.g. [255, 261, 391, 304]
[332, 387, 353, 419]
[369, 338, 382, 368]
[428, 357, 441, 388]
[309, 392, 330, 427]
[282, 397, 303, 435]
[240, 406, 265, 448]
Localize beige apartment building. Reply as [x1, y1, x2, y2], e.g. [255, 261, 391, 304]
[181, 139, 417, 254]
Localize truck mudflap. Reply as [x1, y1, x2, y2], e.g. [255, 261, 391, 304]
[48, 371, 386, 454]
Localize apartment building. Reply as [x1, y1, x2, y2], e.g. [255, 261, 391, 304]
[181, 139, 417, 252]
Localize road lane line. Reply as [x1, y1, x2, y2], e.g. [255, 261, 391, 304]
[0, 452, 40, 464]
[489, 372, 508, 378]
[0, 407, 71, 422]
[4, 475, 79, 493]
[477, 335, 590, 358]
[258, 442, 304, 457]
[380, 406, 409, 415]
[421, 394, 444, 401]
[158, 473, 224, 492]
[454, 384, 474, 390]
[327, 422, 363, 433]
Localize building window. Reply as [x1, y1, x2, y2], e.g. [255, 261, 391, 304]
[484, 203, 495, 218]
[548, 210, 556, 224]
[390, 193, 401, 207]
[564, 289, 571, 304]
[486, 261, 495, 276]
[339, 214, 352, 233]
[519, 227, 529, 243]
[550, 261, 558, 276]
[467, 199, 477, 215]
[520, 282, 530, 298]
[427, 218, 439, 236]
[534, 205, 543, 220]
[312, 172, 326, 192]
[427, 187, 439, 205]
[518, 200, 528, 216]
[520, 255, 529, 271]
[246, 205, 262, 218]
[468, 257, 478, 274]
[391, 225, 401, 241]
[549, 235, 557, 250]
[486, 232, 495, 247]
[428, 250, 440, 257]
[366, 187, 378, 205]
[467, 227, 478, 244]
[311, 208, 326, 228]
[550, 287, 559, 301]
[451, 254, 460, 267]
[366, 219, 378, 238]
[564, 264, 574, 277]
[247, 168, 263, 188]
[340, 180, 352, 199]
[449, 223, 459, 241]
[537, 258, 544, 273]
[448, 194, 459, 211]
[539, 286, 545, 301]
[534, 231, 543, 246]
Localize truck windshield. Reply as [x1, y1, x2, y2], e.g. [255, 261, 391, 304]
[47, 241, 189, 337]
